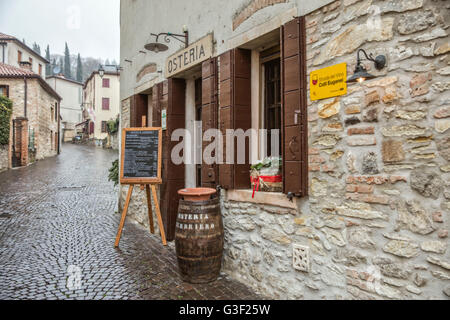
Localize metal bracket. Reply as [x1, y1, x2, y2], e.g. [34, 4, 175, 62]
[294, 109, 301, 125]
[150, 31, 189, 48]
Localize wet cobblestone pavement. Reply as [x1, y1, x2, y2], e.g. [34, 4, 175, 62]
[0, 144, 262, 300]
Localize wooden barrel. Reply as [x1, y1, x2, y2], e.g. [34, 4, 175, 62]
[175, 197, 224, 283]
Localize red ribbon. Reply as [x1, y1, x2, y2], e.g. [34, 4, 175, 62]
[251, 175, 282, 198]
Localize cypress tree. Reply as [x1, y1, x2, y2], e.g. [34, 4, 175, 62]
[45, 45, 51, 76]
[32, 42, 41, 55]
[64, 42, 72, 79]
[59, 58, 64, 75]
[76, 53, 83, 82]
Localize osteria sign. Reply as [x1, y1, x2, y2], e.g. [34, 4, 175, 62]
[165, 34, 213, 78]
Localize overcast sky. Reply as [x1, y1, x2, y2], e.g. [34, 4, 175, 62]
[0, 0, 120, 61]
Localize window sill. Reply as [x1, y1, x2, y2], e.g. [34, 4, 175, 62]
[225, 189, 296, 209]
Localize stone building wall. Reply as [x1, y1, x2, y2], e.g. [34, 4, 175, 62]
[0, 145, 8, 172]
[0, 77, 59, 169]
[35, 80, 58, 160]
[221, 0, 449, 300]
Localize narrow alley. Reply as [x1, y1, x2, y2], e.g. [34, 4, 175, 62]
[0, 144, 261, 300]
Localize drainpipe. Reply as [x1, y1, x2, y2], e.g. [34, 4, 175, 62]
[58, 101, 61, 154]
[23, 77, 27, 118]
[0, 42, 5, 63]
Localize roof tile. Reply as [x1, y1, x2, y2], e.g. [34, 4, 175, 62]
[0, 62, 35, 77]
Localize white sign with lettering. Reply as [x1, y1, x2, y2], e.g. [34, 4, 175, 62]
[165, 34, 213, 78]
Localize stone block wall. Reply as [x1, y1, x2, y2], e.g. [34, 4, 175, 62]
[0, 78, 58, 168]
[221, 0, 449, 300]
[35, 80, 58, 160]
[0, 145, 8, 172]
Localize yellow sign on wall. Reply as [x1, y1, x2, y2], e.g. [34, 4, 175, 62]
[310, 63, 347, 101]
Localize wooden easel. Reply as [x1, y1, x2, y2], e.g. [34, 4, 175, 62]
[115, 117, 167, 248]
[114, 182, 167, 247]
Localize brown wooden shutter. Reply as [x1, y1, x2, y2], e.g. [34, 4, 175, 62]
[130, 94, 148, 127]
[218, 48, 252, 190]
[281, 17, 308, 197]
[160, 79, 185, 241]
[201, 57, 219, 188]
[152, 84, 162, 127]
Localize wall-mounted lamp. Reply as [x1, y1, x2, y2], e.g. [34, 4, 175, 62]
[98, 65, 105, 79]
[347, 49, 386, 83]
[145, 28, 189, 53]
[98, 64, 121, 78]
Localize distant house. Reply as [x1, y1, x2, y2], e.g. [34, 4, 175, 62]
[0, 32, 49, 77]
[0, 62, 61, 171]
[46, 75, 83, 142]
[81, 66, 120, 146]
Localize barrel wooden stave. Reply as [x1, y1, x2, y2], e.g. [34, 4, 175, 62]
[175, 197, 224, 284]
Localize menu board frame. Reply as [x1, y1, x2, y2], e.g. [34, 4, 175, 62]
[120, 127, 162, 185]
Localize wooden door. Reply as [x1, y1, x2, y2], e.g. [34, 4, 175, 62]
[160, 78, 185, 241]
[130, 94, 148, 127]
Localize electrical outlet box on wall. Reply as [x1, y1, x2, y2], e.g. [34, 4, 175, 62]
[293, 244, 310, 272]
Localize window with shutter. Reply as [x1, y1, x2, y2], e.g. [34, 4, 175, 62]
[102, 97, 110, 110]
[281, 17, 308, 197]
[0, 85, 9, 97]
[89, 121, 94, 134]
[218, 48, 252, 190]
[101, 121, 107, 133]
[102, 78, 110, 88]
[201, 57, 219, 188]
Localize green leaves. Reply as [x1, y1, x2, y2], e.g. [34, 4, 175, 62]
[0, 96, 13, 145]
[108, 159, 119, 186]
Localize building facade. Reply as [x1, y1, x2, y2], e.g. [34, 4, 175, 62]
[0, 32, 49, 77]
[82, 68, 120, 145]
[0, 62, 61, 172]
[120, 0, 450, 299]
[46, 75, 83, 142]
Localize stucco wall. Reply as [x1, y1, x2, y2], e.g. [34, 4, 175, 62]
[46, 77, 83, 125]
[83, 73, 120, 141]
[5, 41, 47, 76]
[119, 0, 335, 101]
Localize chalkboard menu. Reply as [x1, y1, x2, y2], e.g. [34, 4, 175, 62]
[120, 128, 162, 184]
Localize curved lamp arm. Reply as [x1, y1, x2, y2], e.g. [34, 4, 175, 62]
[150, 32, 189, 48]
[356, 49, 386, 70]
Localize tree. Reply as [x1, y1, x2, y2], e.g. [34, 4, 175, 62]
[51, 58, 56, 75]
[105, 59, 110, 66]
[64, 42, 72, 79]
[32, 42, 41, 55]
[45, 45, 51, 76]
[111, 59, 118, 66]
[59, 58, 64, 75]
[76, 53, 83, 82]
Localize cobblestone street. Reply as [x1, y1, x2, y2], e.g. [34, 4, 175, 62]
[0, 144, 261, 300]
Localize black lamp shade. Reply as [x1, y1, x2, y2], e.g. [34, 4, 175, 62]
[145, 42, 169, 53]
[98, 66, 105, 78]
[347, 64, 376, 83]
